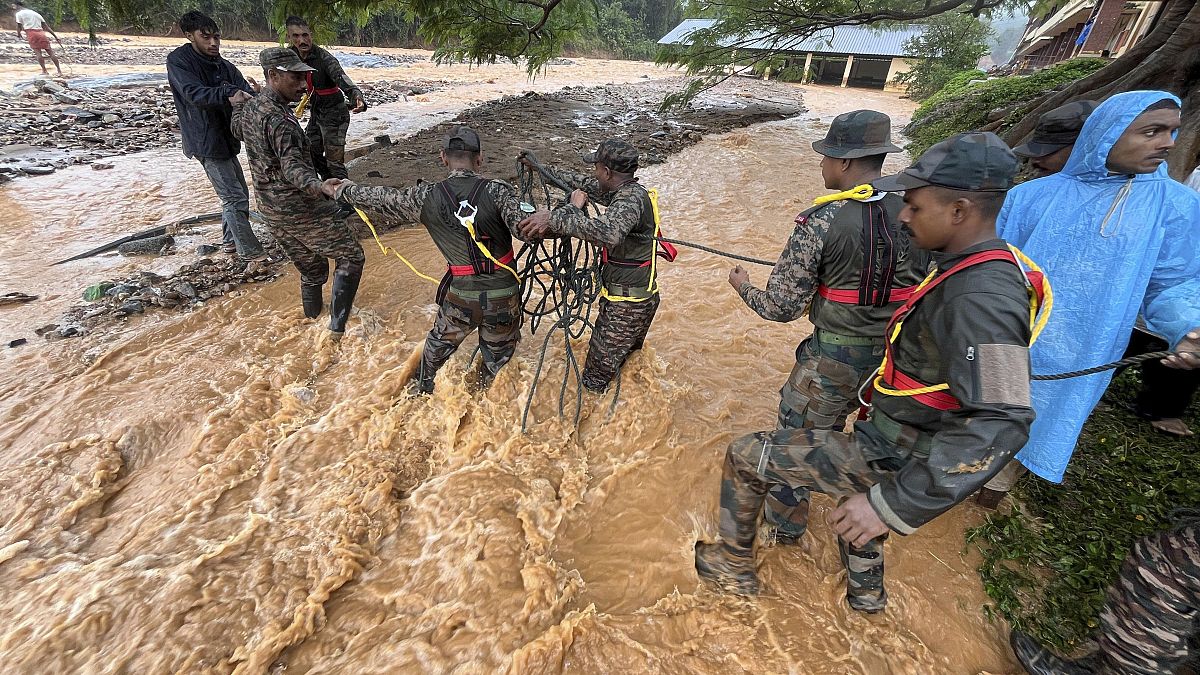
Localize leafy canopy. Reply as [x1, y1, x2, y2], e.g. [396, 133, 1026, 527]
[895, 13, 993, 100]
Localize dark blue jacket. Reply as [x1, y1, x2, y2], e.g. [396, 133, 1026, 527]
[166, 44, 254, 160]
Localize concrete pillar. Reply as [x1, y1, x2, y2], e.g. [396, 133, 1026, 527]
[802, 52, 813, 83]
[840, 55, 855, 87]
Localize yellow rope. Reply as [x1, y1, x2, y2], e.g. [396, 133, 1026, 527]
[354, 207, 440, 284]
[295, 90, 311, 118]
[812, 183, 875, 206]
[460, 215, 521, 283]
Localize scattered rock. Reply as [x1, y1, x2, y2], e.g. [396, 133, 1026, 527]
[8, 338, 28, 348]
[91, 162, 114, 171]
[195, 244, 219, 256]
[367, 170, 383, 178]
[174, 281, 197, 299]
[34, 323, 59, 337]
[104, 284, 139, 297]
[117, 300, 145, 315]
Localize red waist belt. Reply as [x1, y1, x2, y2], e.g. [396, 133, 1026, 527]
[313, 86, 341, 96]
[881, 368, 962, 410]
[447, 250, 515, 276]
[817, 283, 918, 304]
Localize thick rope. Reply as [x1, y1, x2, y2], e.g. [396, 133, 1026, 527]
[515, 162, 604, 432]
[1031, 351, 1200, 380]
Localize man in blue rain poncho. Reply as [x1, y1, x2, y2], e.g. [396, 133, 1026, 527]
[984, 91, 1200, 500]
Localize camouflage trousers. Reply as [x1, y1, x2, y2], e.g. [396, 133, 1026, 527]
[582, 295, 660, 392]
[307, 104, 351, 180]
[770, 331, 884, 541]
[417, 286, 522, 394]
[1091, 523, 1200, 674]
[268, 213, 365, 288]
[720, 424, 910, 611]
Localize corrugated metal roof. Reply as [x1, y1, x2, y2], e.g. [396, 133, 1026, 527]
[658, 18, 924, 58]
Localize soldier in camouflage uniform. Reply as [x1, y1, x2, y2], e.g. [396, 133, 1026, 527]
[286, 16, 366, 180]
[518, 140, 670, 393]
[1011, 521, 1200, 674]
[328, 127, 528, 394]
[697, 134, 1037, 614]
[234, 47, 365, 335]
[729, 110, 931, 546]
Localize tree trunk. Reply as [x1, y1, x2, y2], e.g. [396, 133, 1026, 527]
[1002, 0, 1200, 179]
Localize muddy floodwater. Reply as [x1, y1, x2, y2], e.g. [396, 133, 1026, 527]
[0, 35, 1020, 674]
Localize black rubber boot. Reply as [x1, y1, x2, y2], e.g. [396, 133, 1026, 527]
[1010, 630, 1101, 674]
[695, 542, 760, 595]
[328, 266, 361, 334]
[301, 283, 324, 319]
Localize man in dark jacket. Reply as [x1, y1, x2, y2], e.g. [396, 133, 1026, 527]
[285, 16, 366, 181]
[166, 11, 264, 260]
[728, 110, 930, 546]
[695, 133, 1038, 615]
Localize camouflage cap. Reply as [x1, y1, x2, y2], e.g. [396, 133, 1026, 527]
[1012, 100, 1098, 158]
[873, 132, 1017, 193]
[812, 110, 902, 159]
[583, 139, 639, 174]
[260, 46, 316, 73]
[443, 125, 481, 152]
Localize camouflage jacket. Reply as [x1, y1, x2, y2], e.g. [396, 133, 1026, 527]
[867, 238, 1034, 534]
[232, 88, 335, 220]
[539, 165, 647, 249]
[737, 202, 835, 322]
[738, 193, 929, 337]
[539, 164, 659, 291]
[339, 169, 527, 291]
[292, 45, 364, 110]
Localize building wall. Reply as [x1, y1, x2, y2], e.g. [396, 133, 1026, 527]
[885, 58, 912, 91]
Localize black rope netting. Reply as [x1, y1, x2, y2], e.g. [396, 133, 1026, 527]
[513, 160, 607, 432]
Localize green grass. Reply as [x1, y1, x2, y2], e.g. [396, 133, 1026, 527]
[967, 370, 1200, 650]
[904, 58, 1107, 157]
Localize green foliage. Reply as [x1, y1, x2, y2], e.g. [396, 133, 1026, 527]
[912, 68, 987, 115]
[904, 57, 1107, 156]
[967, 371, 1200, 650]
[894, 13, 993, 100]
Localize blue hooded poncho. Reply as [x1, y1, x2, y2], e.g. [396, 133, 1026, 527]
[998, 90, 1200, 482]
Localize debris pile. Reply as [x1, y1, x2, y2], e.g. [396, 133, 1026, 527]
[39, 253, 286, 340]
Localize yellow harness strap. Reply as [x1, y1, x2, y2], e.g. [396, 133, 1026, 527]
[812, 183, 876, 206]
[601, 187, 662, 303]
[871, 244, 1052, 400]
[295, 90, 312, 118]
[354, 206, 440, 284]
[455, 204, 522, 283]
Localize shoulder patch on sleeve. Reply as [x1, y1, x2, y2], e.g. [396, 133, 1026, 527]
[976, 343, 1031, 407]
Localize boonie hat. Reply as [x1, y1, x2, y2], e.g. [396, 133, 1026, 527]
[443, 126, 481, 152]
[873, 132, 1018, 193]
[1013, 100, 1098, 158]
[812, 110, 902, 159]
[260, 47, 316, 72]
[584, 139, 639, 174]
